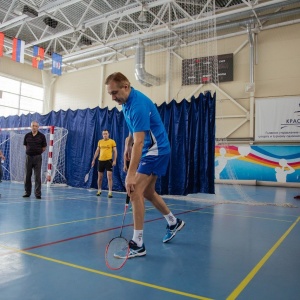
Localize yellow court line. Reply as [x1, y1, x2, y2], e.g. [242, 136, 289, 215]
[0, 243, 213, 300]
[226, 216, 300, 300]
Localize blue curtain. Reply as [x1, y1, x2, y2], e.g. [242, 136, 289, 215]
[0, 92, 215, 195]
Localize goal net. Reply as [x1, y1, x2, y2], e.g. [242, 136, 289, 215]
[0, 126, 68, 187]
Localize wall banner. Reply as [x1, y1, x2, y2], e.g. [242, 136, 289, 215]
[215, 145, 300, 183]
[255, 97, 300, 142]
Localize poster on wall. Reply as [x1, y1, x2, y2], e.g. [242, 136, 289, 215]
[255, 97, 300, 142]
[215, 145, 300, 183]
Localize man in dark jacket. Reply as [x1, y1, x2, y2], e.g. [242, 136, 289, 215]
[23, 121, 47, 199]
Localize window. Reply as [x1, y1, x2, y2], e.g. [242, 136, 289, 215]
[0, 75, 44, 117]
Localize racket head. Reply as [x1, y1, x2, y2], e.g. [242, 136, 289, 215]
[84, 168, 92, 183]
[105, 236, 129, 270]
[84, 173, 89, 183]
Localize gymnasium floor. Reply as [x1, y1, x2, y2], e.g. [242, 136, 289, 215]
[0, 182, 299, 300]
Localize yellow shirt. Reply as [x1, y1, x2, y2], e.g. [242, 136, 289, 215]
[98, 139, 116, 161]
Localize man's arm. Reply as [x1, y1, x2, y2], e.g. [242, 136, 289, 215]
[125, 131, 144, 195]
[91, 147, 100, 167]
[42, 134, 47, 153]
[124, 134, 133, 162]
[112, 146, 117, 166]
[23, 134, 27, 148]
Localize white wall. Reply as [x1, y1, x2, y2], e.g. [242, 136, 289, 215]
[52, 23, 300, 110]
[0, 55, 42, 85]
[52, 67, 103, 111]
[1, 23, 300, 141]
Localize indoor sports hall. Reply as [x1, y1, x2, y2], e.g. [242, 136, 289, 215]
[0, 1, 300, 300]
[0, 182, 300, 300]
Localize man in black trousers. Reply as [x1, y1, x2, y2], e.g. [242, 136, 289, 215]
[23, 121, 47, 199]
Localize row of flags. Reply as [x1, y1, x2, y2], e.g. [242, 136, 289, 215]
[0, 33, 62, 76]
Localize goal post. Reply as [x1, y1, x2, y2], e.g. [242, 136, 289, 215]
[0, 126, 68, 187]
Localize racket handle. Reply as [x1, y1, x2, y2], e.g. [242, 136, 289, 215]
[126, 194, 130, 205]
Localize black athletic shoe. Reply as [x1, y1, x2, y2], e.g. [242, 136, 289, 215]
[23, 194, 30, 198]
[114, 240, 146, 259]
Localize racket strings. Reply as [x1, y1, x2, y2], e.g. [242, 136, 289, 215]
[105, 195, 131, 270]
[105, 237, 129, 270]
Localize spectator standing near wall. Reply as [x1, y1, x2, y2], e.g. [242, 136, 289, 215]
[23, 121, 47, 199]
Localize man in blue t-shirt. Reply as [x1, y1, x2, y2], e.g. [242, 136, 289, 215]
[105, 72, 185, 259]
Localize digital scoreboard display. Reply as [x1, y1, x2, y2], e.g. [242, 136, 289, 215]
[182, 53, 233, 85]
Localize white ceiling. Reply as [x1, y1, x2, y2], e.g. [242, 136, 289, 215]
[1, 0, 300, 74]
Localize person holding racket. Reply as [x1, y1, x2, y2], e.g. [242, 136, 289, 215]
[91, 129, 117, 198]
[105, 72, 185, 259]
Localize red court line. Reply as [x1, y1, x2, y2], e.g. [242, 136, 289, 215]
[1, 204, 217, 255]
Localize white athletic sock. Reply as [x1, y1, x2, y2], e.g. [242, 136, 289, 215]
[132, 230, 143, 247]
[164, 212, 177, 226]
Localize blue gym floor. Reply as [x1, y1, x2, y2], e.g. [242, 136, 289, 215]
[0, 182, 299, 300]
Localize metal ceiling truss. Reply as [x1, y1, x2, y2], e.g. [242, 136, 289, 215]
[0, 0, 299, 73]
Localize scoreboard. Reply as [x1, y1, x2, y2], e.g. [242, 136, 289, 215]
[182, 53, 233, 85]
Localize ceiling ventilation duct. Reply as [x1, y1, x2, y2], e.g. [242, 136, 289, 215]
[134, 40, 160, 87]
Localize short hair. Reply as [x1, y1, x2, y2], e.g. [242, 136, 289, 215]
[105, 72, 131, 88]
[102, 129, 109, 133]
[31, 121, 39, 126]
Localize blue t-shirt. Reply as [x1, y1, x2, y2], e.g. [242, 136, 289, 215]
[122, 87, 170, 157]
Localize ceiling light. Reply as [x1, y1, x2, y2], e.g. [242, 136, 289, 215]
[13, 4, 23, 16]
[71, 33, 78, 43]
[138, 7, 147, 22]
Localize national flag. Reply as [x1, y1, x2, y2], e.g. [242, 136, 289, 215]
[0, 32, 4, 57]
[51, 53, 62, 76]
[32, 46, 44, 69]
[12, 38, 25, 63]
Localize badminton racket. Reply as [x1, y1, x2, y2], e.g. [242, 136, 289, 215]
[105, 194, 130, 270]
[84, 167, 93, 183]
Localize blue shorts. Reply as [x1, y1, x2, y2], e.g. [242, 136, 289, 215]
[137, 154, 170, 176]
